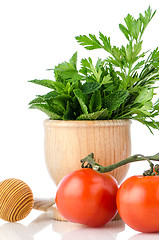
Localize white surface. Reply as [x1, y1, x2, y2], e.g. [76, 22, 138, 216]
[1, 213, 159, 240]
[0, 0, 159, 239]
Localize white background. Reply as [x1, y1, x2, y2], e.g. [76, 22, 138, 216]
[0, 0, 159, 239]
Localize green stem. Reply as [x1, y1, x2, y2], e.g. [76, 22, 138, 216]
[80, 152, 159, 175]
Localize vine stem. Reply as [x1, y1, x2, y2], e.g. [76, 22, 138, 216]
[80, 152, 159, 175]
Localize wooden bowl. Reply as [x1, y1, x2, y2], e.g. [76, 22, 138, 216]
[44, 119, 131, 185]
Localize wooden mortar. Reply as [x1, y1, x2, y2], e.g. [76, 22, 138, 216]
[43, 119, 131, 221]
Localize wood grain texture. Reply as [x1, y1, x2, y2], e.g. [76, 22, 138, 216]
[33, 198, 55, 212]
[44, 119, 131, 185]
[0, 178, 34, 222]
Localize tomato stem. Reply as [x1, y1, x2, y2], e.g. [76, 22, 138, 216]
[80, 152, 159, 176]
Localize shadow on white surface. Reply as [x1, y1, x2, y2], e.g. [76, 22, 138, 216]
[0, 213, 52, 240]
[0, 223, 32, 240]
[0, 213, 125, 240]
[52, 219, 125, 240]
[1, 212, 159, 240]
[129, 232, 159, 240]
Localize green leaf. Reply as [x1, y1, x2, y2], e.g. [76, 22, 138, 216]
[54, 53, 83, 82]
[29, 79, 66, 93]
[151, 47, 159, 63]
[154, 99, 159, 110]
[112, 46, 123, 62]
[135, 103, 152, 116]
[131, 60, 145, 72]
[72, 96, 80, 114]
[128, 77, 140, 88]
[54, 52, 80, 82]
[75, 34, 103, 50]
[132, 41, 142, 59]
[69, 81, 82, 95]
[29, 91, 60, 105]
[95, 58, 103, 71]
[55, 61, 75, 72]
[97, 108, 109, 120]
[124, 14, 142, 41]
[134, 88, 153, 104]
[29, 79, 57, 89]
[87, 57, 99, 80]
[80, 58, 92, 76]
[52, 99, 66, 111]
[29, 96, 45, 105]
[69, 52, 78, 69]
[139, 6, 156, 37]
[144, 120, 159, 130]
[101, 74, 112, 85]
[29, 92, 72, 110]
[29, 104, 62, 119]
[119, 24, 130, 40]
[42, 91, 59, 99]
[55, 94, 72, 102]
[126, 44, 132, 62]
[106, 57, 121, 67]
[134, 19, 142, 40]
[89, 90, 102, 113]
[51, 81, 66, 93]
[134, 119, 155, 134]
[82, 82, 101, 94]
[99, 32, 112, 53]
[63, 102, 75, 120]
[116, 71, 126, 80]
[81, 57, 102, 82]
[77, 108, 108, 120]
[124, 14, 136, 39]
[51, 103, 65, 116]
[73, 89, 88, 114]
[76, 32, 112, 53]
[103, 90, 129, 112]
[59, 71, 82, 82]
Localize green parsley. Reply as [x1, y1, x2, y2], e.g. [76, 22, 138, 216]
[29, 6, 159, 133]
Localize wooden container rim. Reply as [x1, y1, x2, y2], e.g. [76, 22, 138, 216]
[44, 119, 131, 128]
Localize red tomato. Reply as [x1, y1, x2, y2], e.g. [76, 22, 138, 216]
[116, 175, 159, 233]
[55, 168, 118, 227]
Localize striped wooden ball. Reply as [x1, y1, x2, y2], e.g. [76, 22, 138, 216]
[0, 178, 34, 222]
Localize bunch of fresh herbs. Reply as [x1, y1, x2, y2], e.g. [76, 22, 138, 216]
[29, 6, 159, 133]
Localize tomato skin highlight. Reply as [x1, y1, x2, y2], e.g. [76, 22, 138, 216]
[55, 168, 118, 227]
[117, 175, 159, 233]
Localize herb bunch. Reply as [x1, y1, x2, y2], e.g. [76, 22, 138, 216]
[29, 6, 159, 133]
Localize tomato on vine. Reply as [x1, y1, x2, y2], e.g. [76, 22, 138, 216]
[55, 168, 118, 227]
[56, 152, 159, 231]
[117, 174, 159, 233]
[79, 152, 159, 232]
